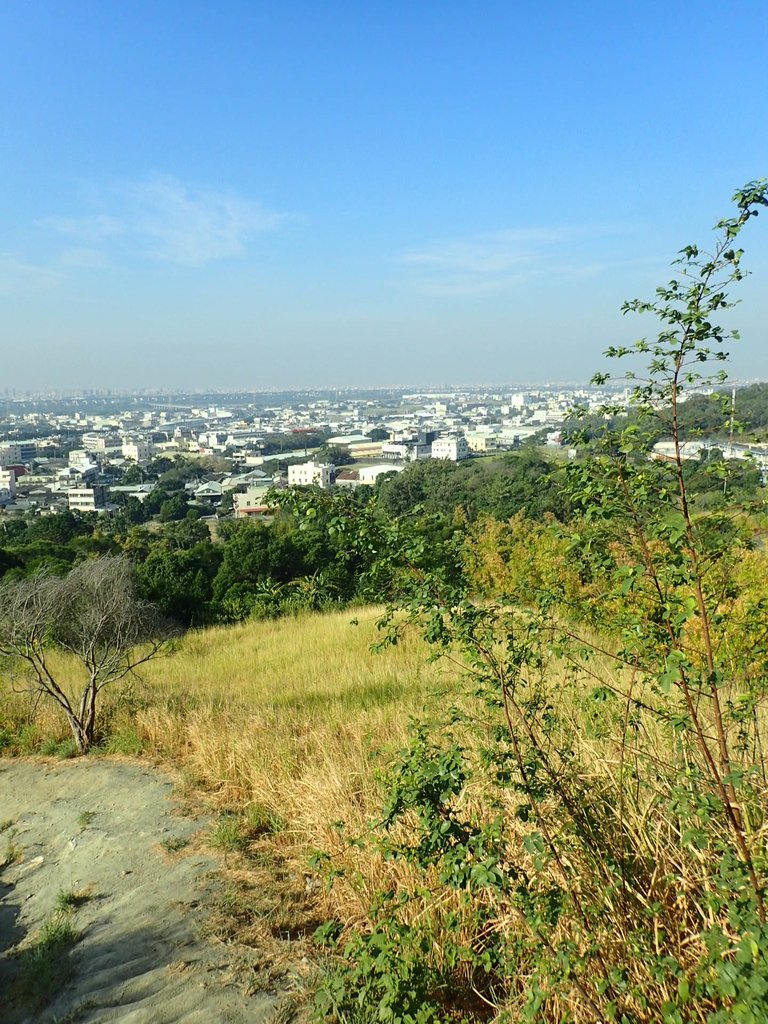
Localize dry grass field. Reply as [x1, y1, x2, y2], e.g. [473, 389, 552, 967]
[0, 605, 457, 916]
[134, 606, 453, 822]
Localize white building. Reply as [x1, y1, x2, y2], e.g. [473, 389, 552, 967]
[288, 460, 333, 489]
[122, 438, 152, 463]
[0, 468, 16, 504]
[357, 464, 405, 484]
[431, 435, 470, 461]
[381, 441, 431, 462]
[67, 451, 99, 477]
[506, 393, 530, 411]
[108, 483, 157, 502]
[56, 464, 97, 489]
[68, 449, 91, 467]
[82, 432, 119, 452]
[67, 486, 108, 512]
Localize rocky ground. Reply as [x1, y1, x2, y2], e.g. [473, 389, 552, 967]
[0, 758, 304, 1024]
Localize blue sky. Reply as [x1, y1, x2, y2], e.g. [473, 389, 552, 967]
[2, 1, 767, 391]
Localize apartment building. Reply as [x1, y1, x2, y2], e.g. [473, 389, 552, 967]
[431, 434, 470, 461]
[82, 432, 120, 452]
[287, 460, 333, 489]
[0, 468, 16, 504]
[122, 437, 153, 463]
[0, 442, 36, 467]
[67, 485, 108, 512]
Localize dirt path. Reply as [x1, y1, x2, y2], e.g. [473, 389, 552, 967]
[0, 758, 292, 1024]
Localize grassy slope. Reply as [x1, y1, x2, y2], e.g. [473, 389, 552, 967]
[134, 605, 452, 815]
[1, 605, 455, 955]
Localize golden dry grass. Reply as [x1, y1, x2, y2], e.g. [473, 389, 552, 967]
[102, 608, 456, 902]
[0, 605, 458, 940]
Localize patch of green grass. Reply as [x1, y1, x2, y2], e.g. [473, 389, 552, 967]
[76, 810, 96, 829]
[161, 835, 190, 854]
[16, 723, 41, 753]
[245, 802, 286, 837]
[0, 818, 14, 833]
[40, 737, 79, 759]
[210, 813, 249, 852]
[55, 888, 93, 912]
[101, 726, 144, 756]
[15, 910, 79, 1011]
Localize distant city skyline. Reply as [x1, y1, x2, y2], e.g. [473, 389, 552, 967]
[2, 2, 767, 390]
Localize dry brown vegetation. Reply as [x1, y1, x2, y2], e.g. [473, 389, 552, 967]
[0, 605, 457, 913]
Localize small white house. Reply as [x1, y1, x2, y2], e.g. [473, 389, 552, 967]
[357, 464, 405, 484]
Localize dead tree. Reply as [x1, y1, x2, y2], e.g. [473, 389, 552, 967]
[0, 555, 178, 753]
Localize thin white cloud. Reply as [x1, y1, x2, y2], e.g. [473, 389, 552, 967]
[58, 247, 110, 269]
[39, 214, 124, 243]
[41, 175, 287, 268]
[400, 225, 627, 296]
[0, 254, 61, 295]
[403, 228, 565, 273]
[125, 176, 286, 266]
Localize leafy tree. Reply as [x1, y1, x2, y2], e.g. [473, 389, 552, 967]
[158, 493, 190, 522]
[119, 496, 149, 526]
[120, 463, 146, 485]
[376, 453, 569, 522]
[0, 519, 28, 544]
[212, 519, 303, 617]
[146, 456, 177, 476]
[376, 459, 458, 518]
[157, 461, 202, 492]
[319, 445, 354, 466]
[0, 549, 23, 580]
[141, 488, 171, 517]
[24, 510, 86, 545]
[5, 540, 76, 571]
[136, 543, 219, 625]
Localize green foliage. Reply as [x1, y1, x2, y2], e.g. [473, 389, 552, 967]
[210, 807, 284, 851]
[314, 182, 768, 1023]
[101, 725, 144, 755]
[319, 445, 355, 466]
[158, 492, 191, 522]
[244, 802, 286, 836]
[39, 737, 79, 758]
[376, 452, 569, 523]
[136, 542, 220, 625]
[24, 510, 87, 545]
[14, 910, 79, 1012]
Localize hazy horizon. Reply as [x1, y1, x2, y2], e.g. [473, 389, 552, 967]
[3, 2, 768, 391]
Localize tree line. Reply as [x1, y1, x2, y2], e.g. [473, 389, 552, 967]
[0, 450, 588, 626]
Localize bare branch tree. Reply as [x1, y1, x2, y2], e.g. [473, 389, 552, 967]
[0, 555, 178, 753]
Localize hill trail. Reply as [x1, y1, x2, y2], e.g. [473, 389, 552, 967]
[0, 758, 294, 1023]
